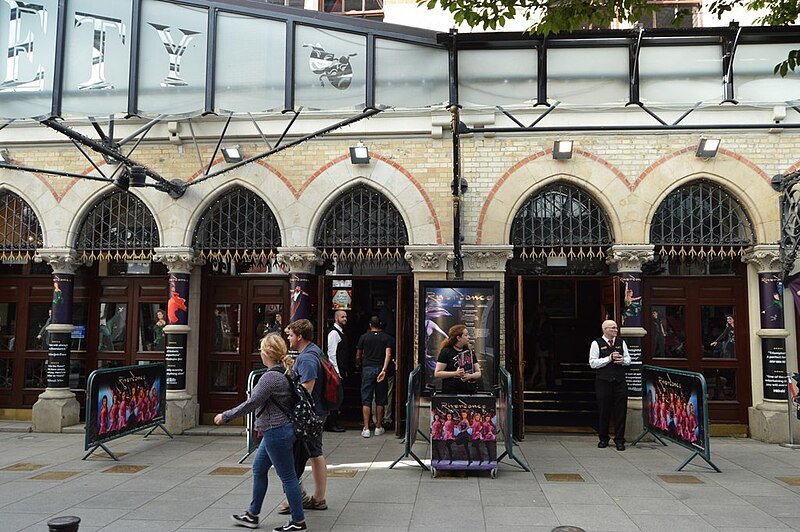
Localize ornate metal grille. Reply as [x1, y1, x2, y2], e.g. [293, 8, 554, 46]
[0, 191, 43, 260]
[315, 184, 408, 263]
[76, 191, 160, 261]
[781, 172, 800, 281]
[510, 183, 613, 259]
[651, 179, 754, 259]
[193, 186, 282, 263]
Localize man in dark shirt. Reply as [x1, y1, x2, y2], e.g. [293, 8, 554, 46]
[355, 316, 393, 438]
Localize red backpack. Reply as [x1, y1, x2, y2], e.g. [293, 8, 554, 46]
[312, 351, 344, 411]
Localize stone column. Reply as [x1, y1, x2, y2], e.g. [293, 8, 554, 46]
[31, 249, 83, 433]
[153, 247, 201, 434]
[743, 244, 791, 443]
[607, 244, 655, 441]
[277, 247, 321, 325]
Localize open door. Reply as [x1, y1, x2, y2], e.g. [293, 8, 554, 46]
[506, 275, 526, 439]
[394, 275, 413, 436]
[601, 276, 621, 324]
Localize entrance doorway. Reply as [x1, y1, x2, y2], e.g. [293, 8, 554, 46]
[514, 278, 603, 430]
[319, 276, 413, 434]
[199, 276, 288, 423]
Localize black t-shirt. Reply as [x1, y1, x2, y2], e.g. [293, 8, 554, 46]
[356, 330, 392, 368]
[437, 345, 479, 394]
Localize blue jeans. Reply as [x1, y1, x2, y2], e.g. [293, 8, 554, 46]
[249, 423, 305, 523]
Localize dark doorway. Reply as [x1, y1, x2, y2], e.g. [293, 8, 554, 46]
[519, 278, 603, 429]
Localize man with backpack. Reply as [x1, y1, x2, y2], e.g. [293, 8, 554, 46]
[355, 316, 393, 438]
[278, 319, 329, 514]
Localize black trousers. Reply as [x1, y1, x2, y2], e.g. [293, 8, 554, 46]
[596, 377, 627, 444]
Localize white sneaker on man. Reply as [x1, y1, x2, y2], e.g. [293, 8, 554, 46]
[361, 427, 371, 438]
[374, 427, 385, 436]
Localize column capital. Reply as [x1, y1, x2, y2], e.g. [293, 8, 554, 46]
[153, 247, 202, 274]
[742, 244, 781, 273]
[34, 248, 84, 274]
[404, 245, 453, 273]
[606, 244, 655, 272]
[276, 247, 322, 274]
[462, 245, 513, 273]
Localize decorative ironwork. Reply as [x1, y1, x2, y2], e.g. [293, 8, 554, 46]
[193, 186, 282, 264]
[651, 179, 754, 259]
[780, 171, 800, 282]
[510, 183, 613, 260]
[76, 191, 160, 261]
[0, 191, 43, 260]
[315, 184, 408, 263]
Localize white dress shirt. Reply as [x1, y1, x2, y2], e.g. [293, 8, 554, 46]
[326, 324, 343, 375]
[589, 335, 631, 369]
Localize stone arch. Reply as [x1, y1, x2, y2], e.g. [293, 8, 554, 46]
[300, 154, 440, 247]
[478, 152, 628, 246]
[0, 180, 49, 248]
[0, 187, 45, 257]
[635, 149, 775, 243]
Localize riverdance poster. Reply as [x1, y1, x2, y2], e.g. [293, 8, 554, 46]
[85, 363, 166, 449]
[418, 281, 499, 393]
[642, 365, 708, 455]
[430, 394, 497, 470]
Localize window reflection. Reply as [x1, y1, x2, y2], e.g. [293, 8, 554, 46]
[212, 304, 240, 352]
[71, 303, 88, 351]
[69, 359, 86, 389]
[252, 304, 283, 352]
[702, 307, 735, 359]
[99, 303, 127, 351]
[24, 359, 46, 388]
[27, 303, 52, 350]
[140, 304, 167, 352]
[97, 359, 124, 370]
[0, 358, 12, 388]
[651, 305, 685, 358]
[0, 303, 16, 350]
[704, 368, 736, 401]
[210, 361, 237, 392]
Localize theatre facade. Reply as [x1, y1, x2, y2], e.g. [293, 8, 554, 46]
[0, 0, 798, 442]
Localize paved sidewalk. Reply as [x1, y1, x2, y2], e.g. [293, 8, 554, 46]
[2, 421, 800, 531]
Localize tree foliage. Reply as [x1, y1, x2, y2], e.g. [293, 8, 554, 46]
[419, 0, 800, 75]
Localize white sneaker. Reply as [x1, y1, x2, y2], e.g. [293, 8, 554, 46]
[374, 426, 385, 436]
[361, 427, 371, 438]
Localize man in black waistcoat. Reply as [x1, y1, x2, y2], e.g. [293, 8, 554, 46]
[589, 319, 631, 451]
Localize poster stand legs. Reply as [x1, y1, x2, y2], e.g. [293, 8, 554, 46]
[82, 442, 119, 461]
[496, 448, 530, 471]
[389, 448, 428, 470]
[676, 450, 721, 473]
[143, 422, 173, 439]
[390, 365, 428, 471]
[631, 428, 668, 447]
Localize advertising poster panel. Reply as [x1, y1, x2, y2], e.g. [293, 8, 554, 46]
[430, 394, 497, 471]
[419, 281, 499, 393]
[642, 365, 707, 455]
[85, 363, 166, 450]
[762, 337, 787, 400]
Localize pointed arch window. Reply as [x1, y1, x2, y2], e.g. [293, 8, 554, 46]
[0, 191, 43, 260]
[650, 180, 754, 259]
[193, 186, 282, 263]
[510, 183, 613, 259]
[76, 191, 159, 262]
[315, 184, 408, 263]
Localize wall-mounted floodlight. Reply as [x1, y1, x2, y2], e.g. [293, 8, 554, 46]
[222, 146, 243, 163]
[112, 171, 129, 191]
[129, 166, 147, 187]
[553, 140, 573, 160]
[696, 138, 721, 158]
[349, 142, 370, 165]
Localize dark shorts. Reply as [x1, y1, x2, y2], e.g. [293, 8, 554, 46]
[304, 414, 326, 458]
[361, 366, 388, 406]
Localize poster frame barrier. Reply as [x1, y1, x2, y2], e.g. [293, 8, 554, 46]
[631, 364, 720, 472]
[239, 366, 269, 464]
[418, 280, 501, 396]
[83, 362, 173, 461]
[390, 364, 429, 470]
[497, 366, 529, 471]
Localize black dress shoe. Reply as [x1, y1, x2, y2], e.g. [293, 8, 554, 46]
[324, 425, 346, 433]
[597, 441, 609, 448]
[615, 442, 626, 451]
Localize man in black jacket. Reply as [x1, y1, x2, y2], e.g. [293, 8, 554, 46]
[589, 319, 631, 451]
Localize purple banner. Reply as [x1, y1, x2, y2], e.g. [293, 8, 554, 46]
[620, 274, 643, 328]
[168, 273, 189, 326]
[759, 274, 785, 329]
[790, 277, 800, 320]
[289, 274, 311, 322]
[431, 394, 497, 471]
